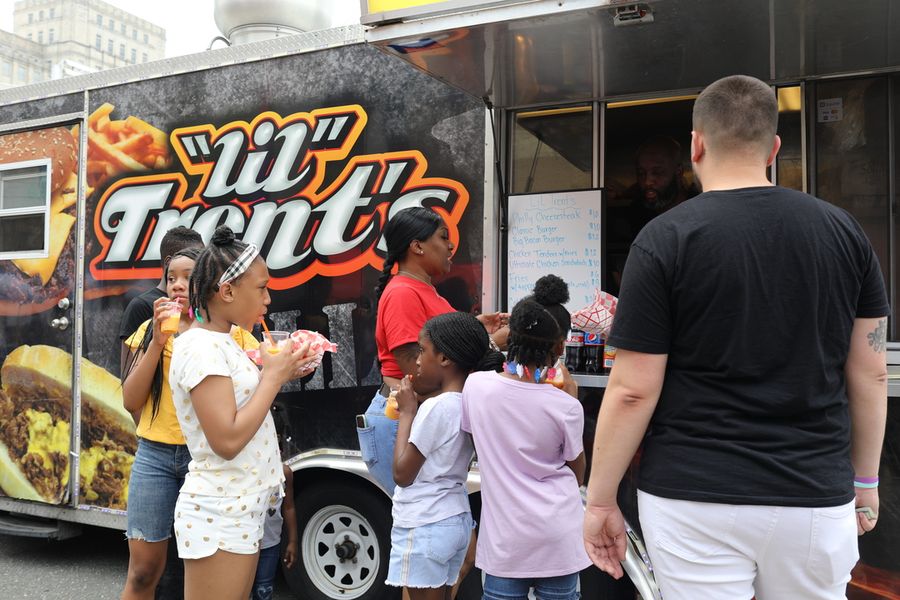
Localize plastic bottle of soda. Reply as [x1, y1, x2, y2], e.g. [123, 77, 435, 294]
[583, 333, 603, 374]
[564, 330, 585, 373]
[603, 344, 617, 374]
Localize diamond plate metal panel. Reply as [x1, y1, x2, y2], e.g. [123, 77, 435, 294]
[0, 25, 366, 106]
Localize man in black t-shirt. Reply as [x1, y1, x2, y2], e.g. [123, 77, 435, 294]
[583, 76, 888, 600]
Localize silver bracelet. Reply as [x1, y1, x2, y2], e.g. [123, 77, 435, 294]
[488, 336, 501, 352]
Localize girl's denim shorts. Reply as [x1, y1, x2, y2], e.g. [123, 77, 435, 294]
[386, 512, 473, 589]
[126, 437, 191, 542]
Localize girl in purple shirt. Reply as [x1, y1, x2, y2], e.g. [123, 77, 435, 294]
[461, 276, 590, 600]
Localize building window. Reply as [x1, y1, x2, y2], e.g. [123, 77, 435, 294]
[119, 44, 125, 59]
[17, 65, 26, 82]
[107, 39, 113, 53]
[48, 29, 54, 43]
[27, 33, 32, 41]
[0, 160, 51, 257]
[1, 60, 11, 77]
[121, 23, 126, 34]
[28, 13, 33, 24]
[143, 33, 148, 44]
[131, 48, 136, 63]
[37, 31, 43, 44]
[49, 8, 54, 19]
[132, 29, 137, 40]
[95, 34, 101, 50]
[142, 53, 148, 63]
[96, 13, 102, 26]
[38, 10, 43, 20]
[109, 18, 114, 31]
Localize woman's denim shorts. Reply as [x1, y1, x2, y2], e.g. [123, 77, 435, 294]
[386, 512, 473, 589]
[356, 390, 399, 493]
[126, 437, 191, 542]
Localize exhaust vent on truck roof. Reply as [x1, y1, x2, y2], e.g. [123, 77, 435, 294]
[214, 0, 332, 45]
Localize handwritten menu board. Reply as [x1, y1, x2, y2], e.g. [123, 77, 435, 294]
[506, 190, 602, 311]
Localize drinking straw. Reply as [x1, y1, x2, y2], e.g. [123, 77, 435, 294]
[259, 318, 276, 347]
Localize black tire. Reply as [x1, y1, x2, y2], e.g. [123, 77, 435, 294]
[285, 480, 399, 600]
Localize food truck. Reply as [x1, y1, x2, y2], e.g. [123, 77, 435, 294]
[0, 0, 897, 598]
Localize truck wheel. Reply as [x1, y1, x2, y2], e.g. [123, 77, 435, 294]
[286, 481, 399, 600]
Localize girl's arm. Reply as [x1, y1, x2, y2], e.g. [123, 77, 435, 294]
[122, 343, 164, 414]
[191, 339, 312, 460]
[392, 375, 426, 487]
[282, 466, 298, 569]
[566, 451, 586, 486]
[122, 299, 175, 414]
[122, 298, 173, 413]
[391, 342, 420, 377]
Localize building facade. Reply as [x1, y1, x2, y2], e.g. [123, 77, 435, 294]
[0, 28, 49, 88]
[0, 0, 165, 88]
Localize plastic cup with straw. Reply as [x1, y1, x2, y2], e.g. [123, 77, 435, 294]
[260, 319, 289, 354]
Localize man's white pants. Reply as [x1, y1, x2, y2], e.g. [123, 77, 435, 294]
[638, 491, 859, 600]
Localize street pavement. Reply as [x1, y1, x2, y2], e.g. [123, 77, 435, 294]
[0, 526, 296, 599]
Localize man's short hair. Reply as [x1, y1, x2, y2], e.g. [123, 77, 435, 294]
[693, 75, 778, 159]
[160, 226, 203, 262]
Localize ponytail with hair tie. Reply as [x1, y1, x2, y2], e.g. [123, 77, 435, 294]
[374, 207, 442, 309]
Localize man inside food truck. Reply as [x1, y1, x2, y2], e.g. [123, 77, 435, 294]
[620, 135, 698, 236]
[608, 135, 699, 292]
[584, 75, 887, 600]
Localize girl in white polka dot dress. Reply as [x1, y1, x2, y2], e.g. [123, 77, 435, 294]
[169, 226, 315, 600]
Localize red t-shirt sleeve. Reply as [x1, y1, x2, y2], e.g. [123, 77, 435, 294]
[380, 286, 429, 352]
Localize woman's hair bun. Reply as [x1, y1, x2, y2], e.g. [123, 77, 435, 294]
[533, 274, 569, 306]
[210, 225, 235, 247]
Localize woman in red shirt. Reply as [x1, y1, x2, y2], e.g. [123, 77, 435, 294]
[358, 207, 506, 492]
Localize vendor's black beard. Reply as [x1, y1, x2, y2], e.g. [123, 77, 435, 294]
[643, 177, 681, 210]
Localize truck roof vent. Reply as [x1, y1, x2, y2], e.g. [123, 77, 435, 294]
[214, 0, 332, 45]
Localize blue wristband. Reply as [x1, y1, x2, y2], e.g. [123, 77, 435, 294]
[854, 480, 879, 489]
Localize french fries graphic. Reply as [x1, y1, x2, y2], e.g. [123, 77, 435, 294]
[77, 103, 171, 189]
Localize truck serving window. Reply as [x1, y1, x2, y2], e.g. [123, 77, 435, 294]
[511, 105, 593, 194]
[0, 159, 51, 257]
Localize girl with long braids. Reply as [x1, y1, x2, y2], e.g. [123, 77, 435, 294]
[461, 275, 589, 600]
[388, 312, 503, 599]
[168, 226, 315, 600]
[358, 206, 507, 493]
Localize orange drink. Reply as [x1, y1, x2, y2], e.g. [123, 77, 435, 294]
[267, 331, 290, 354]
[160, 301, 181, 335]
[384, 387, 400, 420]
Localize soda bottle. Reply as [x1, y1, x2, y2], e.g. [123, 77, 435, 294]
[583, 333, 603, 374]
[603, 344, 617, 374]
[564, 330, 585, 373]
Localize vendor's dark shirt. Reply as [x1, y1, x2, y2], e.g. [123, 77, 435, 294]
[608, 186, 889, 507]
[118, 287, 165, 341]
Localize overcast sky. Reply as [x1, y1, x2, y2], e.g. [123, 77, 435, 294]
[0, 0, 360, 57]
